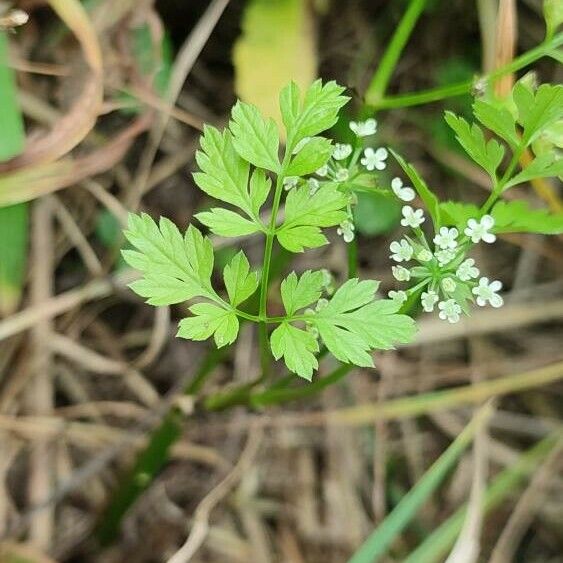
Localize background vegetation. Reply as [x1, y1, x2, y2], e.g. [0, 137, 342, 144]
[0, 0, 561, 562]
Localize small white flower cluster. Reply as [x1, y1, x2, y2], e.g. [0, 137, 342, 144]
[299, 117, 388, 246]
[387, 204, 503, 323]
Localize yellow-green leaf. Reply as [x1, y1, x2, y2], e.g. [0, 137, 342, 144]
[233, 0, 317, 138]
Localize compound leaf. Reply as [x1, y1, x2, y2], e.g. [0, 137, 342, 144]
[280, 270, 325, 315]
[285, 136, 333, 176]
[504, 152, 563, 189]
[473, 99, 519, 148]
[277, 225, 328, 252]
[282, 183, 348, 228]
[514, 82, 563, 145]
[270, 322, 319, 380]
[444, 111, 505, 179]
[194, 126, 253, 217]
[280, 80, 349, 148]
[309, 279, 416, 368]
[439, 201, 480, 227]
[196, 208, 263, 237]
[230, 100, 280, 172]
[178, 303, 239, 348]
[223, 250, 259, 306]
[249, 168, 272, 216]
[123, 213, 218, 305]
[491, 200, 563, 234]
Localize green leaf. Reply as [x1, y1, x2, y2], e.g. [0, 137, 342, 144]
[195, 208, 262, 237]
[270, 322, 319, 380]
[194, 126, 253, 216]
[504, 152, 563, 189]
[391, 150, 441, 228]
[0, 32, 27, 316]
[439, 201, 480, 227]
[276, 182, 348, 252]
[232, 0, 316, 139]
[277, 225, 328, 253]
[280, 270, 325, 315]
[178, 303, 239, 348]
[285, 136, 333, 176]
[309, 279, 416, 368]
[123, 213, 218, 305]
[223, 250, 259, 307]
[514, 81, 563, 145]
[348, 405, 490, 563]
[229, 100, 280, 171]
[473, 99, 519, 148]
[444, 111, 505, 178]
[282, 182, 349, 228]
[491, 200, 563, 234]
[280, 80, 350, 148]
[249, 168, 272, 216]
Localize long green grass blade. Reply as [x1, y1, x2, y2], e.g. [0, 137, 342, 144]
[0, 31, 28, 316]
[403, 432, 561, 563]
[347, 404, 492, 563]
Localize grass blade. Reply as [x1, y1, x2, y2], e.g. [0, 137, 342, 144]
[0, 31, 28, 315]
[348, 403, 492, 563]
[403, 431, 561, 563]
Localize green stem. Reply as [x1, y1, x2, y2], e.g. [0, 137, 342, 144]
[258, 160, 290, 319]
[371, 32, 563, 110]
[347, 238, 358, 279]
[481, 145, 525, 213]
[365, 0, 429, 106]
[251, 363, 350, 408]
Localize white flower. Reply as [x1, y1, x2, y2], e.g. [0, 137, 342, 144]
[417, 249, 433, 262]
[315, 298, 329, 311]
[421, 290, 438, 312]
[308, 178, 320, 196]
[389, 239, 414, 262]
[435, 248, 456, 265]
[283, 176, 299, 190]
[438, 299, 462, 323]
[391, 177, 415, 202]
[433, 227, 459, 250]
[388, 290, 407, 305]
[441, 277, 457, 293]
[292, 136, 311, 154]
[464, 215, 496, 244]
[349, 118, 377, 137]
[361, 147, 388, 171]
[335, 168, 350, 182]
[472, 277, 503, 308]
[333, 143, 353, 160]
[456, 258, 479, 281]
[400, 205, 425, 228]
[392, 265, 411, 282]
[337, 220, 355, 243]
[316, 164, 328, 177]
